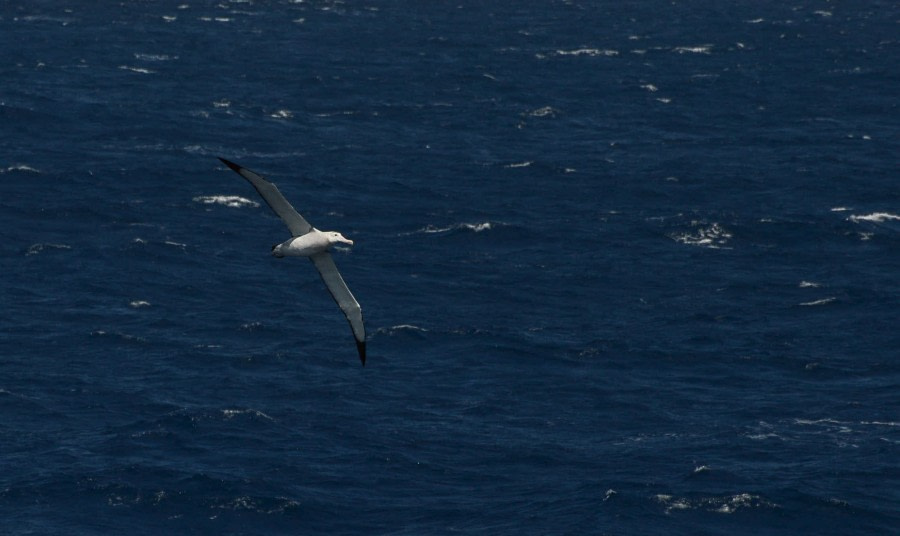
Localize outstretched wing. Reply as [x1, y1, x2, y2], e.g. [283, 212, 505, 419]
[310, 251, 366, 365]
[219, 158, 313, 237]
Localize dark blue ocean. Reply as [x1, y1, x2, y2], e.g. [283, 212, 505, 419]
[2, 1, 898, 534]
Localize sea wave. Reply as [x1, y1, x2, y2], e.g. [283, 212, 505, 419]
[26, 243, 71, 256]
[221, 408, 275, 421]
[799, 297, 836, 306]
[655, 492, 776, 514]
[118, 65, 155, 74]
[134, 53, 178, 61]
[670, 222, 732, 249]
[504, 161, 533, 168]
[673, 45, 713, 54]
[193, 195, 260, 208]
[403, 222, 498, 236]
[375, 324, 429, 336]
[3, 164, 41, 174]
[848, 212, 900, 223]
[553, 48, 620, 57]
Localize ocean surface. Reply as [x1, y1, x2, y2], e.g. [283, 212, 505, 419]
[1, 1, 898, 534]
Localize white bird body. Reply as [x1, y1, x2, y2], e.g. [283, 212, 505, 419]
[218, 157, 367, 365]
[273, 229, 353, 258]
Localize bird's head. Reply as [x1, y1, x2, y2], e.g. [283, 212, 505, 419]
[271, 243, 285, 258]
[327, 232, 354, 247]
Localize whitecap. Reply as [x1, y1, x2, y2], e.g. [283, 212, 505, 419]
[799, 297, 836, 306]
[746, 432, 782, 440]
[656, 492, 774, 514]
[673, 45, 713, 54]
[640, 83, 659, 92]
[376, 324, 429, 336]
[861, 421, 899, 427]
[528, 106, 558, 117]
[409, 222, 496, 235]
[183, 145, 211, 154]
[655, 494, 692, 513]
[390, 324, 428, 332]
[270, 109, 293, 119]
[26, 243, 71, 256]
[129, 300, 151, 308]
[3, 164, 41, 174]
[848, 212, 900, 223]
[134, 53, 178, 61]
[222, 408, 274, 421]
[90, 330, 146, 343]
[798, 281, 820, 288]
[504, 161, 533, 168]
[118, 65, 155, 74]
[193, 195, 259, 208]
[715, 493, 766, 514]
[555, 48, 619, 57]
[670, 222, 731, 249]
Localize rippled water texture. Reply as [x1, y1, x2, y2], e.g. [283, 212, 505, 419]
[2, 2, 898, 534]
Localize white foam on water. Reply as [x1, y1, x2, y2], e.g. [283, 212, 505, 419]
[670, 222, 732, 249]
[134, 53, 178, 61]
[376, 324, 429, 336]
[554, 48, 619, 57]
[848, 212, 900, 223]
[26, 243, 71, 256]
[410, 222, 496, 235]
[673, 45, 713, 54]
[193, 195, 259, 208]
[655, 492, 775, 514]
[269, 109, 293, 119]
[528, 106, 559, 117]
[4, 164, 41, 174]
[118, 65, 155, 74]
[799, 297, 836, 306]
[222, 408, 274, 421]
[504, 161, 533, 168]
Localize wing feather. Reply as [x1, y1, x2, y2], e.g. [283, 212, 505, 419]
[310, 252, 366, 365]
[219, 158, 313, 237]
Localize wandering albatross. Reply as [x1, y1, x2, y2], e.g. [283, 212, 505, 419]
[219, 157, 366, 365]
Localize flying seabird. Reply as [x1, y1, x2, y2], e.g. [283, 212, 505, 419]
[219, 157, 366, 365]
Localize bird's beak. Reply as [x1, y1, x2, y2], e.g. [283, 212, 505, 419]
[343, 238, 354, 246]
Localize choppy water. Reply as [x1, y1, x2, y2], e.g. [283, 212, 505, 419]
[2, 1, 898, 534]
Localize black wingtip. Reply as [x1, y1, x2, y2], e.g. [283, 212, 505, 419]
[357, 341, 366, 366]
[218, 157, 243, 174]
